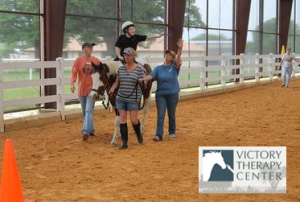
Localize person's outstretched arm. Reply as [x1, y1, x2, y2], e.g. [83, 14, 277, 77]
[142, 75, 153, 82]
[175, 39, 184, 68]
[146, 33, 164, 39]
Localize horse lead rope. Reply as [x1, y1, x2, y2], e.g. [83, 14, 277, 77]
[116, 81, 138, 100]
[92, 66, 147, 111]
[110, 81, 146, 110]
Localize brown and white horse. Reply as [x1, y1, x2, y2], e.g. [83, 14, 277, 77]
[90, 60, 152, 145]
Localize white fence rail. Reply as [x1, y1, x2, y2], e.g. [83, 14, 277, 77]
[1, 53, 300, 132]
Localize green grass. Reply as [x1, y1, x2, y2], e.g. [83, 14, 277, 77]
[2, 70, 73, 112]
[3, 69, 73, 99]
[3, 69, 40, 82]
[179, 68, 222, 87]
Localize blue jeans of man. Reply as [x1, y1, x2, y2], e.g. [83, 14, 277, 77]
[155, 93, 179, 138]
[282, 66, 292, 86]
[79, 95, 95, 135]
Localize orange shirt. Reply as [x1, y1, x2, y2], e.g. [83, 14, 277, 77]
[70, 56, 101, 96]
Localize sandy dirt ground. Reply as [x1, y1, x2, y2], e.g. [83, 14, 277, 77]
[0, 79, 300, 202]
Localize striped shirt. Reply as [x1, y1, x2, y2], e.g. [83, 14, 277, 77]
[116, 65, 145, 103]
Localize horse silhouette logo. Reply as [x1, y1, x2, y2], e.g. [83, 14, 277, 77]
[203, 150, 234, 181]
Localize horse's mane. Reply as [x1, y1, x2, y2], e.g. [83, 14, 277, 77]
[103, 61, 122, 76]
[204, 151, 221, 158]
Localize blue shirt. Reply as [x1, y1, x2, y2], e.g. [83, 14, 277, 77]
[150, 62, 180, 96]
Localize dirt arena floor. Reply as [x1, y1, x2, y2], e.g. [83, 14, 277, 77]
[0, 79, 300, 201]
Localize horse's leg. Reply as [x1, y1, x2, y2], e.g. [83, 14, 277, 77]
[111, 115, 120, 145]
[103, 91, 113, 112]
[104, 90, 109, 103]
[109, 101, 113, 112]
[140, 97, 150, 134]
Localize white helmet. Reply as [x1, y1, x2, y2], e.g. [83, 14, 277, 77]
[121, 21, 134, 31]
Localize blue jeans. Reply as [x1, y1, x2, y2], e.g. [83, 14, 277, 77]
[155, 93, 179, 138]
[79, 96, 95, 135]
[282, 66, 292, 86]
[115, 99, 139, 111]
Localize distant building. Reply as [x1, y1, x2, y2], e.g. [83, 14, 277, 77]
[21, 38, 206, 60]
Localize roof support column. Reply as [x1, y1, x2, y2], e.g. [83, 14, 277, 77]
[279, 0, 293, 52]
[235, 0, 251, 81]
[236, 0, 251, 55]
[43, 0, 67, 109]
[167, 0, 186, 52]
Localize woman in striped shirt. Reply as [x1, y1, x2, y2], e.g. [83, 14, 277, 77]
[109, 47, 145, 150]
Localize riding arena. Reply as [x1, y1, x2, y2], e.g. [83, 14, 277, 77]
[0, 53, 300, 201]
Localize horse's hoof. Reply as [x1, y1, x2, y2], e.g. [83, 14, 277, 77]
[111, 141, 116, 145]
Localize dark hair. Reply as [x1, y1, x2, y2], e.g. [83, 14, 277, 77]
[122, 21, 135, 34]
[123, 25, 134, 34]
[82, 42, 95, 50]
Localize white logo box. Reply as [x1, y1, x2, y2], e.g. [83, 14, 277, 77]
[199, 146, 286, 193]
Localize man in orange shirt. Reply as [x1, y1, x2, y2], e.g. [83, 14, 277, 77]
[70, 42, 101, 140]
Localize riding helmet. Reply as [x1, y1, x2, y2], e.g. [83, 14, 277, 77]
[122, 21, 135, 33]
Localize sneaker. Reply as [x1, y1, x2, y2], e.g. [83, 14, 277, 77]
[90, 133, 95, 136]
[169, 134, 176, 138]
[82, 133, 89, 141]
[281, 84, 285, 87]
[153, 136, 162, 142]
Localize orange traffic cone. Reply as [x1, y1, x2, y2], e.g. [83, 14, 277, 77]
[0, 139, 24, 202]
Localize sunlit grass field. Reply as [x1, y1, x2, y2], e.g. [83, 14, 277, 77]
[3, 69, 73, 112]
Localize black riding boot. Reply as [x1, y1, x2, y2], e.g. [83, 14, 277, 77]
[133, 121, 143, 144]
[119, 123, 128, 150]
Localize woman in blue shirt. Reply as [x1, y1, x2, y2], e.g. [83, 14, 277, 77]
[141, 39, 183, 141]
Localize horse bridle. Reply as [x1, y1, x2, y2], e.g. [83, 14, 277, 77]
[91, 82, 107, 97]
[91, 67, 110, 95]
[90, 68, 112, 109]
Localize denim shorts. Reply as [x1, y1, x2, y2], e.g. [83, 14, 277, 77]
[115, 99, 139, 111]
